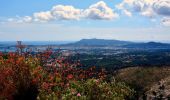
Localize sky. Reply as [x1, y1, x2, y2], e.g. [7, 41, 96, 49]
[0, 0, 170, 42]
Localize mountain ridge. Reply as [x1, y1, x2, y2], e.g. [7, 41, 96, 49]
[63, 38, 133, 47]
[62, 38, 170, 49]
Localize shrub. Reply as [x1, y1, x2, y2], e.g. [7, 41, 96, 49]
[0, 51, 134, 100]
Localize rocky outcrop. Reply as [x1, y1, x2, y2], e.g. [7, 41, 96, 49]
[145, 76, 170, 99]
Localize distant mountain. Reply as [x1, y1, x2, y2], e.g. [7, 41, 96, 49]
[1, 39, 170, 49]
[62, 39, 170, 49]
[124, 42, 170, 49]
[63, 39, 133, 47]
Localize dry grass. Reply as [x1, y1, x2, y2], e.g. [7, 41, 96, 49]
[115, 67, 170, 95]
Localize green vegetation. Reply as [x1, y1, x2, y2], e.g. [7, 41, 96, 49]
[70, 49, 170, 70]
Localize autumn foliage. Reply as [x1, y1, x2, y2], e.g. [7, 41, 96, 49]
[0, 50, 134, 100]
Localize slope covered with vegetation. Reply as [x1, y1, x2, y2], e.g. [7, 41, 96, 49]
[0, 50, 134, 100]
[115, 67, 170, 99]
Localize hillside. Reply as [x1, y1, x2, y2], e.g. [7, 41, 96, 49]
[124, 42, 170, 49]
[0, 51, 134, 100]
[114, 67, 170, 99]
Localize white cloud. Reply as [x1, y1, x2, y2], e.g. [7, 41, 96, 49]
[161, 17, 170, 26]
[153, 0, 170, 16]
[51, 5, 82, 20]
[116, 0, 170, 27]
[116, 0, 155, 17]
[6, 1, 119, 23]
[33, 5, 82, 22]
[34, 11, 53, 22]
[123, 9, 132, 17]
[140, 7, 155, 17]
[116, 0, 170, 18]
[84, 1, 119, 20]
[22, 16, 32, 23]
[6, 0, 170, 28]
[7, 16, 32, 23]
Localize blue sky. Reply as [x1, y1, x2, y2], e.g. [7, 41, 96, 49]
[0, 0, 170, 42]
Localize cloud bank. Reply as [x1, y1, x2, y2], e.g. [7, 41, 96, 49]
[6, 0, 170, 27]
[9, 1, 118, 23]
[84, 1, 119, 20]
[116, 0, 170, 18]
